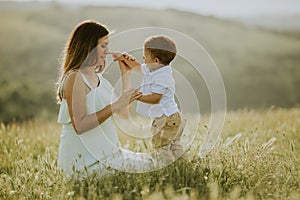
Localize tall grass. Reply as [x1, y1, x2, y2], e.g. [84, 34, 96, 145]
[0, 107, 299, 199]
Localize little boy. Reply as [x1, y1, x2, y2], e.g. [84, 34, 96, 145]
[112, 35, 186, 162]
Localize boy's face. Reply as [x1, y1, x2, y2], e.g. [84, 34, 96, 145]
[143, 49, 159, 70]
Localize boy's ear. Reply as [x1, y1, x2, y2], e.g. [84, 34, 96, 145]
[155, 57, 160, 64]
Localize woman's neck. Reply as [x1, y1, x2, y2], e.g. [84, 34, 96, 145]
[79, 66, 95, 75]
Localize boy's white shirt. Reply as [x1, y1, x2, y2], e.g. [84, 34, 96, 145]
[136, 63, 179, 118]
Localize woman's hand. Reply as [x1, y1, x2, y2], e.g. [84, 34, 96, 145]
[118, 59, 132, 74]
[112, 88, 142, 112]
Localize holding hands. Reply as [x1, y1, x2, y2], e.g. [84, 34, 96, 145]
[108, 51, 136, 62]
[107, 52, 142, 114]
[112, 88, 142, 112]
[108, 52, 138, 74]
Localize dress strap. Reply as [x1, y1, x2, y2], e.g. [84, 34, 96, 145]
[78, 71, 94, 90]
[59, 70, 76, 99]
[59, 70, 97, 98]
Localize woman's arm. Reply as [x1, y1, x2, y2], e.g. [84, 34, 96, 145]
[116, 60, 132, 119]
[64, 72, 141, 134]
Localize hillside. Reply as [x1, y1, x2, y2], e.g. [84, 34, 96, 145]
[0, 4, 300, 122]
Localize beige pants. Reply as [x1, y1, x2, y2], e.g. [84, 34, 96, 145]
[151, 112, 186, 159]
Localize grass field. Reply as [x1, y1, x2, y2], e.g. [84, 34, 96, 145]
[0, 107, 299, 199]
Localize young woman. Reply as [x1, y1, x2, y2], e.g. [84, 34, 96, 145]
[56, 20, 153, 176]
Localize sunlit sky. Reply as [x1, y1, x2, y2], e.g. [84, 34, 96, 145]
[6, 0, 300, 18]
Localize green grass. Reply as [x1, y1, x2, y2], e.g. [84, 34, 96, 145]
[1, 107, 299, 199]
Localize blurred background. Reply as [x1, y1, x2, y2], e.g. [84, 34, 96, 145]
[0, 0, 299, 123]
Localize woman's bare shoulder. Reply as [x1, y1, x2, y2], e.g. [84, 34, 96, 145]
[63, 71, 85, 98]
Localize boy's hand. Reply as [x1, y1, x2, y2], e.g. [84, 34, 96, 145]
[122, 52, 136, 62]
[108, 52, 136, 62]
[108, 51, 123, 61]
[108, 51, 141, 73]
[107, 52, 132, 73]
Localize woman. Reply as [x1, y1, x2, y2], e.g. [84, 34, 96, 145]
[56, 20, 153, 176]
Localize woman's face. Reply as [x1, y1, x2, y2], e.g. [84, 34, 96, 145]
[96, 35, 109, 67]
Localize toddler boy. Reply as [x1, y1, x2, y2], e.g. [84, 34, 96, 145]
[112, 35, 186, 162]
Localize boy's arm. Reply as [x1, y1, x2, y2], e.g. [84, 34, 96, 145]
[138, 93, 163, 104]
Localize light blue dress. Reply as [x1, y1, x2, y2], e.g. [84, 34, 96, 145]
[57, 71, 153, 176]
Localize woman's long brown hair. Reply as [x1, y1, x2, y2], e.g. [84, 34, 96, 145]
[56, 20, 109, 103]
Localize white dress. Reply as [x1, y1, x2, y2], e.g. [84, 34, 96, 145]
[57, 71, 153, 176]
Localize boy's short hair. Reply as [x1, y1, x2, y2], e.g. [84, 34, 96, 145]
[144, 35, 177, 65]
